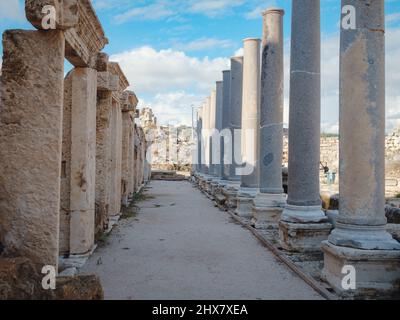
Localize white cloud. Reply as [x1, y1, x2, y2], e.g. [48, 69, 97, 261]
[0, 0, 24, 22]
[139, 91, 202, 126]
[110, 46, 229, 125]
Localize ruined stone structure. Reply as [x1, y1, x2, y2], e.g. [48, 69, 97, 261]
[194, 1, 400, 298]
[0, 0, 152, 298]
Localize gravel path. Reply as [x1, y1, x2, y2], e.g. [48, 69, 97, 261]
[81, 180, 323, 300]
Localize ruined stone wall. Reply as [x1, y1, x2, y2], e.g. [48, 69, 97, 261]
[282, 130, 399, 188]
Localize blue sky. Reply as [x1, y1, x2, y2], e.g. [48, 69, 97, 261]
[1, 0, 399, 132]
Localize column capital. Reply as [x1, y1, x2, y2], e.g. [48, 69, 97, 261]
[262, 8, 285, 16]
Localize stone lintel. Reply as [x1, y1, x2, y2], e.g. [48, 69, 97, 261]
[96, 52, 109, 72]
[109, 62, 129, 92]
[97, 71, 119, 92]
[25, 0, 79, 30]
[121, 90, 139, 112]
[64, 0, 108, 68]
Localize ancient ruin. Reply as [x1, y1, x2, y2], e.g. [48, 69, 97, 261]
[0, 0, 399, 301]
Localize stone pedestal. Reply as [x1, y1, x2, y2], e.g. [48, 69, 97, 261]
[279, 221, 332, 252]
[322, 0, 400, 297]
[235, 188, 258, 218]
[322, 241, 400, 298]
[0, 30, 65, 269]
[279, 0, 329, 251]
[252, 8, 286, 228]
[222, 181, 241, 209]
[252, 193, 287, 228]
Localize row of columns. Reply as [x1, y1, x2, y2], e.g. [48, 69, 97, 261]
[194, 1, 399, 297]
[0, 2, 151, 273]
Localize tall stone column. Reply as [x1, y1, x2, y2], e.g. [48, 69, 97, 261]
[228, 56, 244, 182]
[252, 8, 287, 228]
[68, 67, 97, 256]
[196, 107, 204, 174]
[209, 88, 217, 177]
[235, 39, 261, 217]
[322, 0, 400, 297]
[279, 0, 332, 251]
[110, 99, 123, 216]
[94, 55, 118, 236]
[203, 97, 211, 176]
[214, 81, 224, 178]
[221, 57, 244, 209]
[0, 30, 65, 269]
[221, 70, 231, 181]
[210, 81, 224, 196]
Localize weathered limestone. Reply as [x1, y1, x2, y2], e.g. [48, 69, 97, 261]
[228, 56, 244, 182]
[213, 71, 232, 205]
[214, 81, 224, 179]
[221, 70, 232, 181]
[279, 0, 332, 251]
[221, 57, 244, 209]
[0, 30, 65, 269]
[203, 97, 211, 176]
[252, 8, 287, 229]
[61, 67, 97, 256]
[235, 39, 261, 218]
[121, 91, 138, 206]
[196, 107, 204, 174]
[210, 82, 224, 196]
[26, 0, 108, 68]
[322, 0, 400, 297]
[94, 57, 119, 236]
[109, 62, 129, 217]
[209, 88, 217, 178]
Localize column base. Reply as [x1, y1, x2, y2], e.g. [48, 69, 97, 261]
[235, 188, 258, 218]
[251, 193, 287, 229]
[279, 220, 333, 252]
[214, 180, 229, 206]
[210, 179, 222, 197]
[328, 223, 400, 250]
[221, 181, 240, 209]
[281, 204, 328, 223]
[322, 241, 400, 299]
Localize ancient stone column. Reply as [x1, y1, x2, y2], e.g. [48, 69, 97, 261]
[214, 81, 224, 178]
[279, 0, 332, 251]
[203, 97, 211, 176]
[209, 88, 217, 177]
[322, 0, 400, 297]
[235, 39, 261, 217]
[68, 67, 97, 256]
[0, 30, 65, 269]
[221, 57, 244, 209]
[197, 106, 204, 174]
[229, 56, 244, 182]
[221, 70, 232, 181]
[94, 62, 119, 236]
[110, 99, 123, 215]
[252, 8, 287, 228]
